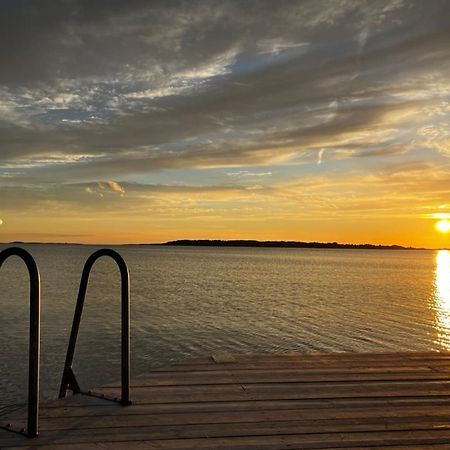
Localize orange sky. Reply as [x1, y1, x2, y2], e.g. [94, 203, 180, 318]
[1, 204, 449, 248]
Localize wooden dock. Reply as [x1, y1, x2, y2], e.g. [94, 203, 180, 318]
[3, 351, 450, 449]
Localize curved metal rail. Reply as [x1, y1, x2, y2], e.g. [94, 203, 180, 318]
[59, 249, 131, 406]
[0, 247, 41, 438]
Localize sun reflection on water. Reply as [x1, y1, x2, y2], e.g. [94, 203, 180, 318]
[434, 250, 450, 348]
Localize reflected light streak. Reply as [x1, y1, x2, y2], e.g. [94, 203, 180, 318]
[434, 250, 450, 348]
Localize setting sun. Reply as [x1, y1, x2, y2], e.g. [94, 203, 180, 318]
[436, 220, 450, 234]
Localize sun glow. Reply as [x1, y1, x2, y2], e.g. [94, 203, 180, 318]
[435, 220, 450, 233]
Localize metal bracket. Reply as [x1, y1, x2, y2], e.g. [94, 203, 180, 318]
[0, 422, 26, 436]
[60, 367, 81, 395]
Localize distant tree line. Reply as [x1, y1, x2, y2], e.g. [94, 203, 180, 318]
[164, 240, 421, 250]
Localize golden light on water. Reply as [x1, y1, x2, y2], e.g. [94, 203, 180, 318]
[435, 220, 450, 233]
[434, 250, 450, 347]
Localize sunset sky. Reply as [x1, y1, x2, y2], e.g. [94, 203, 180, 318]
[1, 0, 450, 247]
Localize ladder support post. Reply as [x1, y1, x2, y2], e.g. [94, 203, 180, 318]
[59, 249, 131, 406]
[0, 247, 41, 438]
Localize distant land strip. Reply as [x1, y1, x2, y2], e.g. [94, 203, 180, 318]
[163, 239, 425, 250]
[0, 240, 433, 249]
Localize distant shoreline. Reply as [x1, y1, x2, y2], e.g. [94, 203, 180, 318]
[1, 239, 431, 250]
[162, 240, 426, 250]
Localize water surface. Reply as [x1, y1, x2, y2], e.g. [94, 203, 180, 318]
[0, 244, 449, 411]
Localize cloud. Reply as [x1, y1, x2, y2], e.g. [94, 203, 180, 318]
[84, 181, 125, 197]
[257, 39, 309, 55]
[0, 180, 258, 216]
[227, 171, 272, 178]
[107, 180, 125, 195]
[2, 158, 450, 222]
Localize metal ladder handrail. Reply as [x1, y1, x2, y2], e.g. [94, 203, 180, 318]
[0, 247, 40, 438]
[58, 248, 131, 406]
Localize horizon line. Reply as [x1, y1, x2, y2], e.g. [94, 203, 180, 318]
[0, 238, 445, 251]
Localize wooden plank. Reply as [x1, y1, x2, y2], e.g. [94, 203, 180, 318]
[6, 444, 450, 450]
[188, 351, 450, 364]
[131, 365, 442, 376]
[90, 379, 450, 405]
[150, 361, 443, 372]
[152, 358, 436, 372]
[154, 352, 450, 366]
[5, 425, 450, 448]
[29, 406, 450, 431]
[105, 378, 450, 392]
[8, 394, 450, 422]
[32, 417, 450, 439]
[102, 369, 450, 388]
[24, 388, 450, 414]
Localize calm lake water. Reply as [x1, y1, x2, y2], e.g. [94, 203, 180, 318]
[1, 244, 449, 411]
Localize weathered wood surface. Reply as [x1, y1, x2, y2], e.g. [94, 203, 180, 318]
[3, 351, 450, 448]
